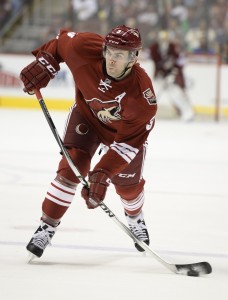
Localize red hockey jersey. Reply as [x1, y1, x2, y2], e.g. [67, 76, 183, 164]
[32, 29, 157, 176]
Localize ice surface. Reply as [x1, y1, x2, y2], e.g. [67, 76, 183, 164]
[0, 108, 228, 300]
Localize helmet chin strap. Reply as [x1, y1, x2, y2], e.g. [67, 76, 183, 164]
[115, 61, 132, 79]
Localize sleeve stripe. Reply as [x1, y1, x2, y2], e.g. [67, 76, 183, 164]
[62, 102, 77, 140]
[110, 141, 139, 163]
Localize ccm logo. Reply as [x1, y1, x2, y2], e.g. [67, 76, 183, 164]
[38, 57, 58, 75]
[118, 173, 136, 178]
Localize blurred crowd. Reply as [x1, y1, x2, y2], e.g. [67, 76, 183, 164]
[46, 0, 228, 63]
[1, 0, 227, 63]
[0, 0, 20, 27]
[0, 0, 30, 27]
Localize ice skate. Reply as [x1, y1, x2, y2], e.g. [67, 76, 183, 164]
[125, 211, 150, 252]
[26, 221, 56, 259]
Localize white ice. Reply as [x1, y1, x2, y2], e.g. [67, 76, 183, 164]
[0, 108, 228, 300]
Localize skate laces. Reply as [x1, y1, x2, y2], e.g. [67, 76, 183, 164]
[126, 213, 149, 241]
[129, 219, 148, 241]
[32, 225, 55, 249]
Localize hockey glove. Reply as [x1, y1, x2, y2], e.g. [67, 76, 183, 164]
[20, 51, 60, 93]
[81, 169, 111, 209]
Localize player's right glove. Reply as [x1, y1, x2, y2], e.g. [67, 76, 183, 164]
[20, 51, 60, 93]
[81, 169, 111, 209]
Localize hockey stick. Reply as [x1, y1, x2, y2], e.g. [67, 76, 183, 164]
[34, 89, 212, 276]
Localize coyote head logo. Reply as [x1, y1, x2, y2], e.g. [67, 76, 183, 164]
[86, 93, 126, 124]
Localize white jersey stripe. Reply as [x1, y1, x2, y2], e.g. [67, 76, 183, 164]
[111, 145, 132, 163]
[110, 141, 139, 163]
[140, 141, 148, 180]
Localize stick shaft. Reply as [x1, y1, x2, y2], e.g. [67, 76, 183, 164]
[35, 90, 88, 187]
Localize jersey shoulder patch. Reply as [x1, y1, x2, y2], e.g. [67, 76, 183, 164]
[134, 64, 157, 106]
[143, 88, 157, 105]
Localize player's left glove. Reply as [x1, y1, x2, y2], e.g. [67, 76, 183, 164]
[81, 169, 111, 209]
[20, 50, 60, 94]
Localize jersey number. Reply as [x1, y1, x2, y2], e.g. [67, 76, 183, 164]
[67, 32, 76, 38]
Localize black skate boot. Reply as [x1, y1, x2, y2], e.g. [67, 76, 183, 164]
[125, 211, 150, 252]
[26, 221, 56, 258]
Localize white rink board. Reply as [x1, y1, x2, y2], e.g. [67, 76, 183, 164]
[0, 53, 228, 109]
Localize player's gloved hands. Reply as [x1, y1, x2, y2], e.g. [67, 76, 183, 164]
[20, 51, 60, 93]
[81, 169, 111, 209]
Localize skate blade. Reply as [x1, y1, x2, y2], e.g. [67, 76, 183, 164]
[27, 252, 38, 263]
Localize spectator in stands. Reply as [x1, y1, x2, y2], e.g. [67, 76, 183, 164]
[170, 0, 189, 29]
[185, 19, 217, 53]
[96, 0, 111, 34]
[0, 0, 13, 27]
[0, 0, 31, 28]
[11, 0, 23, 13]
[71, 0, 98, 31]
[193, 35, 216, 54]
[136, 2, 159, 35]
[110, 0, 129, 28]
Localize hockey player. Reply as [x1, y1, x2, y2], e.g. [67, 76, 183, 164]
[149, 31, 194, 121]
[20, 25, 157, 258]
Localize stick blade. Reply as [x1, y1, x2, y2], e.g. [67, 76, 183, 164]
[175, 261, 212, 276]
